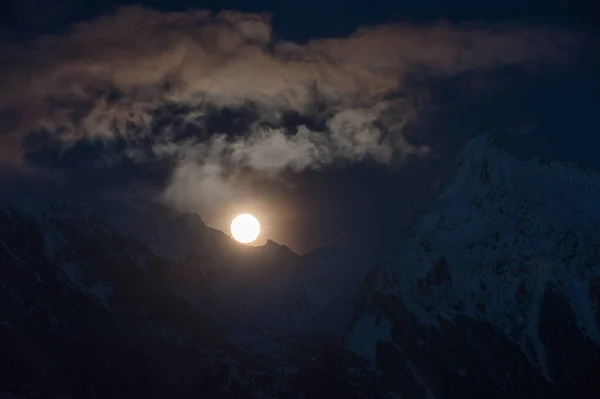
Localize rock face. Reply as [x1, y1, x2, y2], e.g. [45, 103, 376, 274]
[345, 134, 600, 398]
[1, 134, 600, 398]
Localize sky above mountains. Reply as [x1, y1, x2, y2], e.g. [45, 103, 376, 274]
[0, 0, 598, 255]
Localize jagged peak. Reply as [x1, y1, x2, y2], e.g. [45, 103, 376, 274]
[408, 134, 508, 222]
[173, 212, 206, 227]
[462, 132, 495, 151]
[456, 133, 514, 173]
[409, 132, 600, 232]
[43, 198, 96, 219]
[455, 134, 600, 191]
[259, 239, 298, 257]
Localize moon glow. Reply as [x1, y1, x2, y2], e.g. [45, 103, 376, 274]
[230, 214, 261, 244]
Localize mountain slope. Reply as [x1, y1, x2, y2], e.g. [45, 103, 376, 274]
[0, 197, 288, 398]
[142, 214, 372, 336]
[346, 134, 600, 398]
[0, 194, 375, 398]
[3, 133, 600, 398]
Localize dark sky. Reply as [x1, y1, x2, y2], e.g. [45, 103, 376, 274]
[1, 1, 598, 39]
[1, 0, 599, 257]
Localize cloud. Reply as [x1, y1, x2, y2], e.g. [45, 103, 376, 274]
[0, 5, 582, 211]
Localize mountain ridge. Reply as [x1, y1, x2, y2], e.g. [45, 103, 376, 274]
[2, 133, 600, 398]
[344, 133, 600, 397]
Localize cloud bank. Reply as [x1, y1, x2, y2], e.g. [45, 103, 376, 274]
[0, 6, 581, 212]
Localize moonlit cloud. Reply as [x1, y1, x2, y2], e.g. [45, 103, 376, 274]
[0, 5, 581, 211]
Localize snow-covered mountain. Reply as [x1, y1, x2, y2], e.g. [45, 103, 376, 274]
[345, 133, 600, 398]
[2, 133, 600, 398]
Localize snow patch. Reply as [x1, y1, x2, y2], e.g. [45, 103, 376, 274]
[346, 312, 392, 367]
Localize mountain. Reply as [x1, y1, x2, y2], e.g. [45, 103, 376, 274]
[0, 193, 374, 398]
[141, 214, 372, 336]
[345, 134, 600, 398]
[2, 133, 600, 398]
[0, 196, 296, 398]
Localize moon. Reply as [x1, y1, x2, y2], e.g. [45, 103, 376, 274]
[230, 213, 261, 244]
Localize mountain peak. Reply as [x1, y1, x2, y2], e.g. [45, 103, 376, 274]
[463, 132, 494, 150]
[259, 239, 298, 257]
[467, 132, 494, 147]
[175, 212, 206, 227]
[457, 133, 510, 169]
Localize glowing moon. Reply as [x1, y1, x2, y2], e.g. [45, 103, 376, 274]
[230, 213, 260, 244]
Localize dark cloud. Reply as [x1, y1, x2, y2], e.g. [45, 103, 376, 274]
[0, 5, 581, 212]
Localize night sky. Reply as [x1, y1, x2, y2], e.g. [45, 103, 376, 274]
[1, 0, 599, 257]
